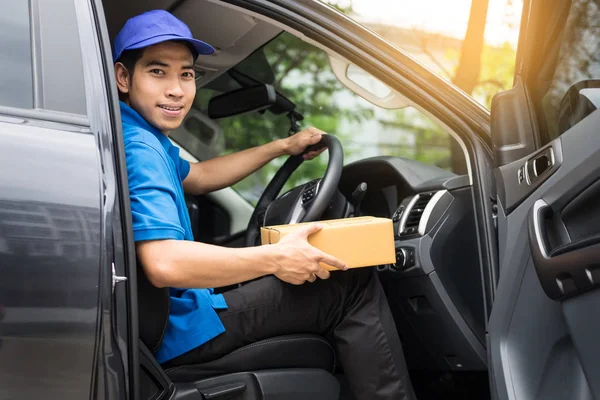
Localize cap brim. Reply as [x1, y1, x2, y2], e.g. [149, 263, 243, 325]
[115, 34, 214, 62]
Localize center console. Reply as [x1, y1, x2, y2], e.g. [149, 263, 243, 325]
[378, 188, 488, 371]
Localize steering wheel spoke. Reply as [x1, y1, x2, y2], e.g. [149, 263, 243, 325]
[288, 179, 320, 224]
[300, 179, 320, 205]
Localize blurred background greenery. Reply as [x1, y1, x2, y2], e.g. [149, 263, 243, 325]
[194, 0, 522, 204]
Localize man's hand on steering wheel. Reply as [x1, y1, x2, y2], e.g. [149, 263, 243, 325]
[270, 223, 348, 285]
[283, 127, 328, 160]
[244, 133, 343, 247]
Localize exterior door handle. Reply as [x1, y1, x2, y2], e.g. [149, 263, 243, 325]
[112, 262, 128, 293]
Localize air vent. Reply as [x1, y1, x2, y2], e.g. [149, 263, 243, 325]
[399, 192, 436, 237]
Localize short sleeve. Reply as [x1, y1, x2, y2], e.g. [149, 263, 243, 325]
[178, 157, 191, 181]
[125, 141, 186, 242]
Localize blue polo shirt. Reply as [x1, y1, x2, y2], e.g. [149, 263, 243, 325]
[120, 101, 227, 363]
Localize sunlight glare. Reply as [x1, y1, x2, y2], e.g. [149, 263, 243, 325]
[332, 0, 523, 47]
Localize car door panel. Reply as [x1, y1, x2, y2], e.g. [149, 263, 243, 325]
[561, 289, 600, 399]
[490, 109, 600, 400]
[489, 190, 576, 400]
[488, 0, 600, 397]
[0, 120, 103, 400]
[527, 110, 600, 301]
[495, 139, 562, 214]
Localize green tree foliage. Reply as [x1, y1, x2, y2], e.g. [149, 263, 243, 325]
[378, 109, 455, 170]
[198, 33, 376, 203]
[468, 42, 517, 108]
[426, 40, 517, 109]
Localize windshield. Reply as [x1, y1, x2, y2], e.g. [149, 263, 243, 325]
[192, 32, 466, 204]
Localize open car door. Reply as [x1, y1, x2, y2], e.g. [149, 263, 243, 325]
[488, 0, 600, 399]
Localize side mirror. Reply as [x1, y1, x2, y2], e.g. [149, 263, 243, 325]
[208, 84, 277, 119]
[558, 80, 600, 135]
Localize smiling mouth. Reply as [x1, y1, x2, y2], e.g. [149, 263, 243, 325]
[158, 105, 183, 111]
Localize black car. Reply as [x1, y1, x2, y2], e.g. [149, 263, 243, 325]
[1, 0, 599, 399]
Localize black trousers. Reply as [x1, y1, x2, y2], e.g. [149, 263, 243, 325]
[167, 268, 416, 400]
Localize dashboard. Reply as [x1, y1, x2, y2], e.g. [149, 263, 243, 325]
[339, 156, 488, 372]
[339, 156, 469, 219]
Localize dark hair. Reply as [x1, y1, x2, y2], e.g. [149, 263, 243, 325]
[116, 41, 198, 101]
[116, 48, 145, 101]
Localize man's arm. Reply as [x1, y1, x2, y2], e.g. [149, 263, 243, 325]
[136, 223, 348, 288]
[182, 127, 327, 195]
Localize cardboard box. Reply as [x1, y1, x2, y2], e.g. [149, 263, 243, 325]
[260, 216, 396, 271]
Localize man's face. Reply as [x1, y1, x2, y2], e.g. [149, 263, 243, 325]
[119, 41, 196, 134]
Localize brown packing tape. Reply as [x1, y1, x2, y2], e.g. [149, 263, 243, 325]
[260, 217, 396, 271]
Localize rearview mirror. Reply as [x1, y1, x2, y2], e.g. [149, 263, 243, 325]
[208, 84, 276, 119]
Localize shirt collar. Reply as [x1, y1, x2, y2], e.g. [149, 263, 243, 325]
[120, 101, 174, 154]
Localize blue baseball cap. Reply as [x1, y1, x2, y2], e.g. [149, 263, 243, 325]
[113, 10, 214, 62]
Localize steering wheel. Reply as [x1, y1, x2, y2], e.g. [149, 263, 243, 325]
[244, 134, 344, 247]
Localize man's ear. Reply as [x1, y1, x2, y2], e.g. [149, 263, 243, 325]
[114, 62, 131, 95]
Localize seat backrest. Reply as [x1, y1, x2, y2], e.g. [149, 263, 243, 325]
[137, 261, 170, 353]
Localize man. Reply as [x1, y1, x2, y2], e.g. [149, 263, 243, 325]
[114, 10, 416, 400]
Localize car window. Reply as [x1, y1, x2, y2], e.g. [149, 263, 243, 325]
[0, 0, 34, 109]
[194, 33, 466, 205]
[536, 0, 600, 141]
[0, 0, 87, 116]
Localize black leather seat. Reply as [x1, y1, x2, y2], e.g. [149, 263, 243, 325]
[137, 263, 339, 398]
[165, 334, 336, 382]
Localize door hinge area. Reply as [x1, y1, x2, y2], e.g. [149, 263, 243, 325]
[491, 201, 498, 230]
[112, 262, 127, 293]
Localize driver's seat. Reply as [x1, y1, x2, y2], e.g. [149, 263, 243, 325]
[136, 265, 341, 400]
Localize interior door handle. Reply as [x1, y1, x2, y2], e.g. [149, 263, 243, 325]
[531, 199, 550, 259]
[529, 199, 600, 299]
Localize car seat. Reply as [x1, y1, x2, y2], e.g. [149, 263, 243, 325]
[136, 264, 341, 400]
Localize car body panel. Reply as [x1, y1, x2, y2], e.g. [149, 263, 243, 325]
[0, 119, 101, 400]
[0, 0, 132, 398]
